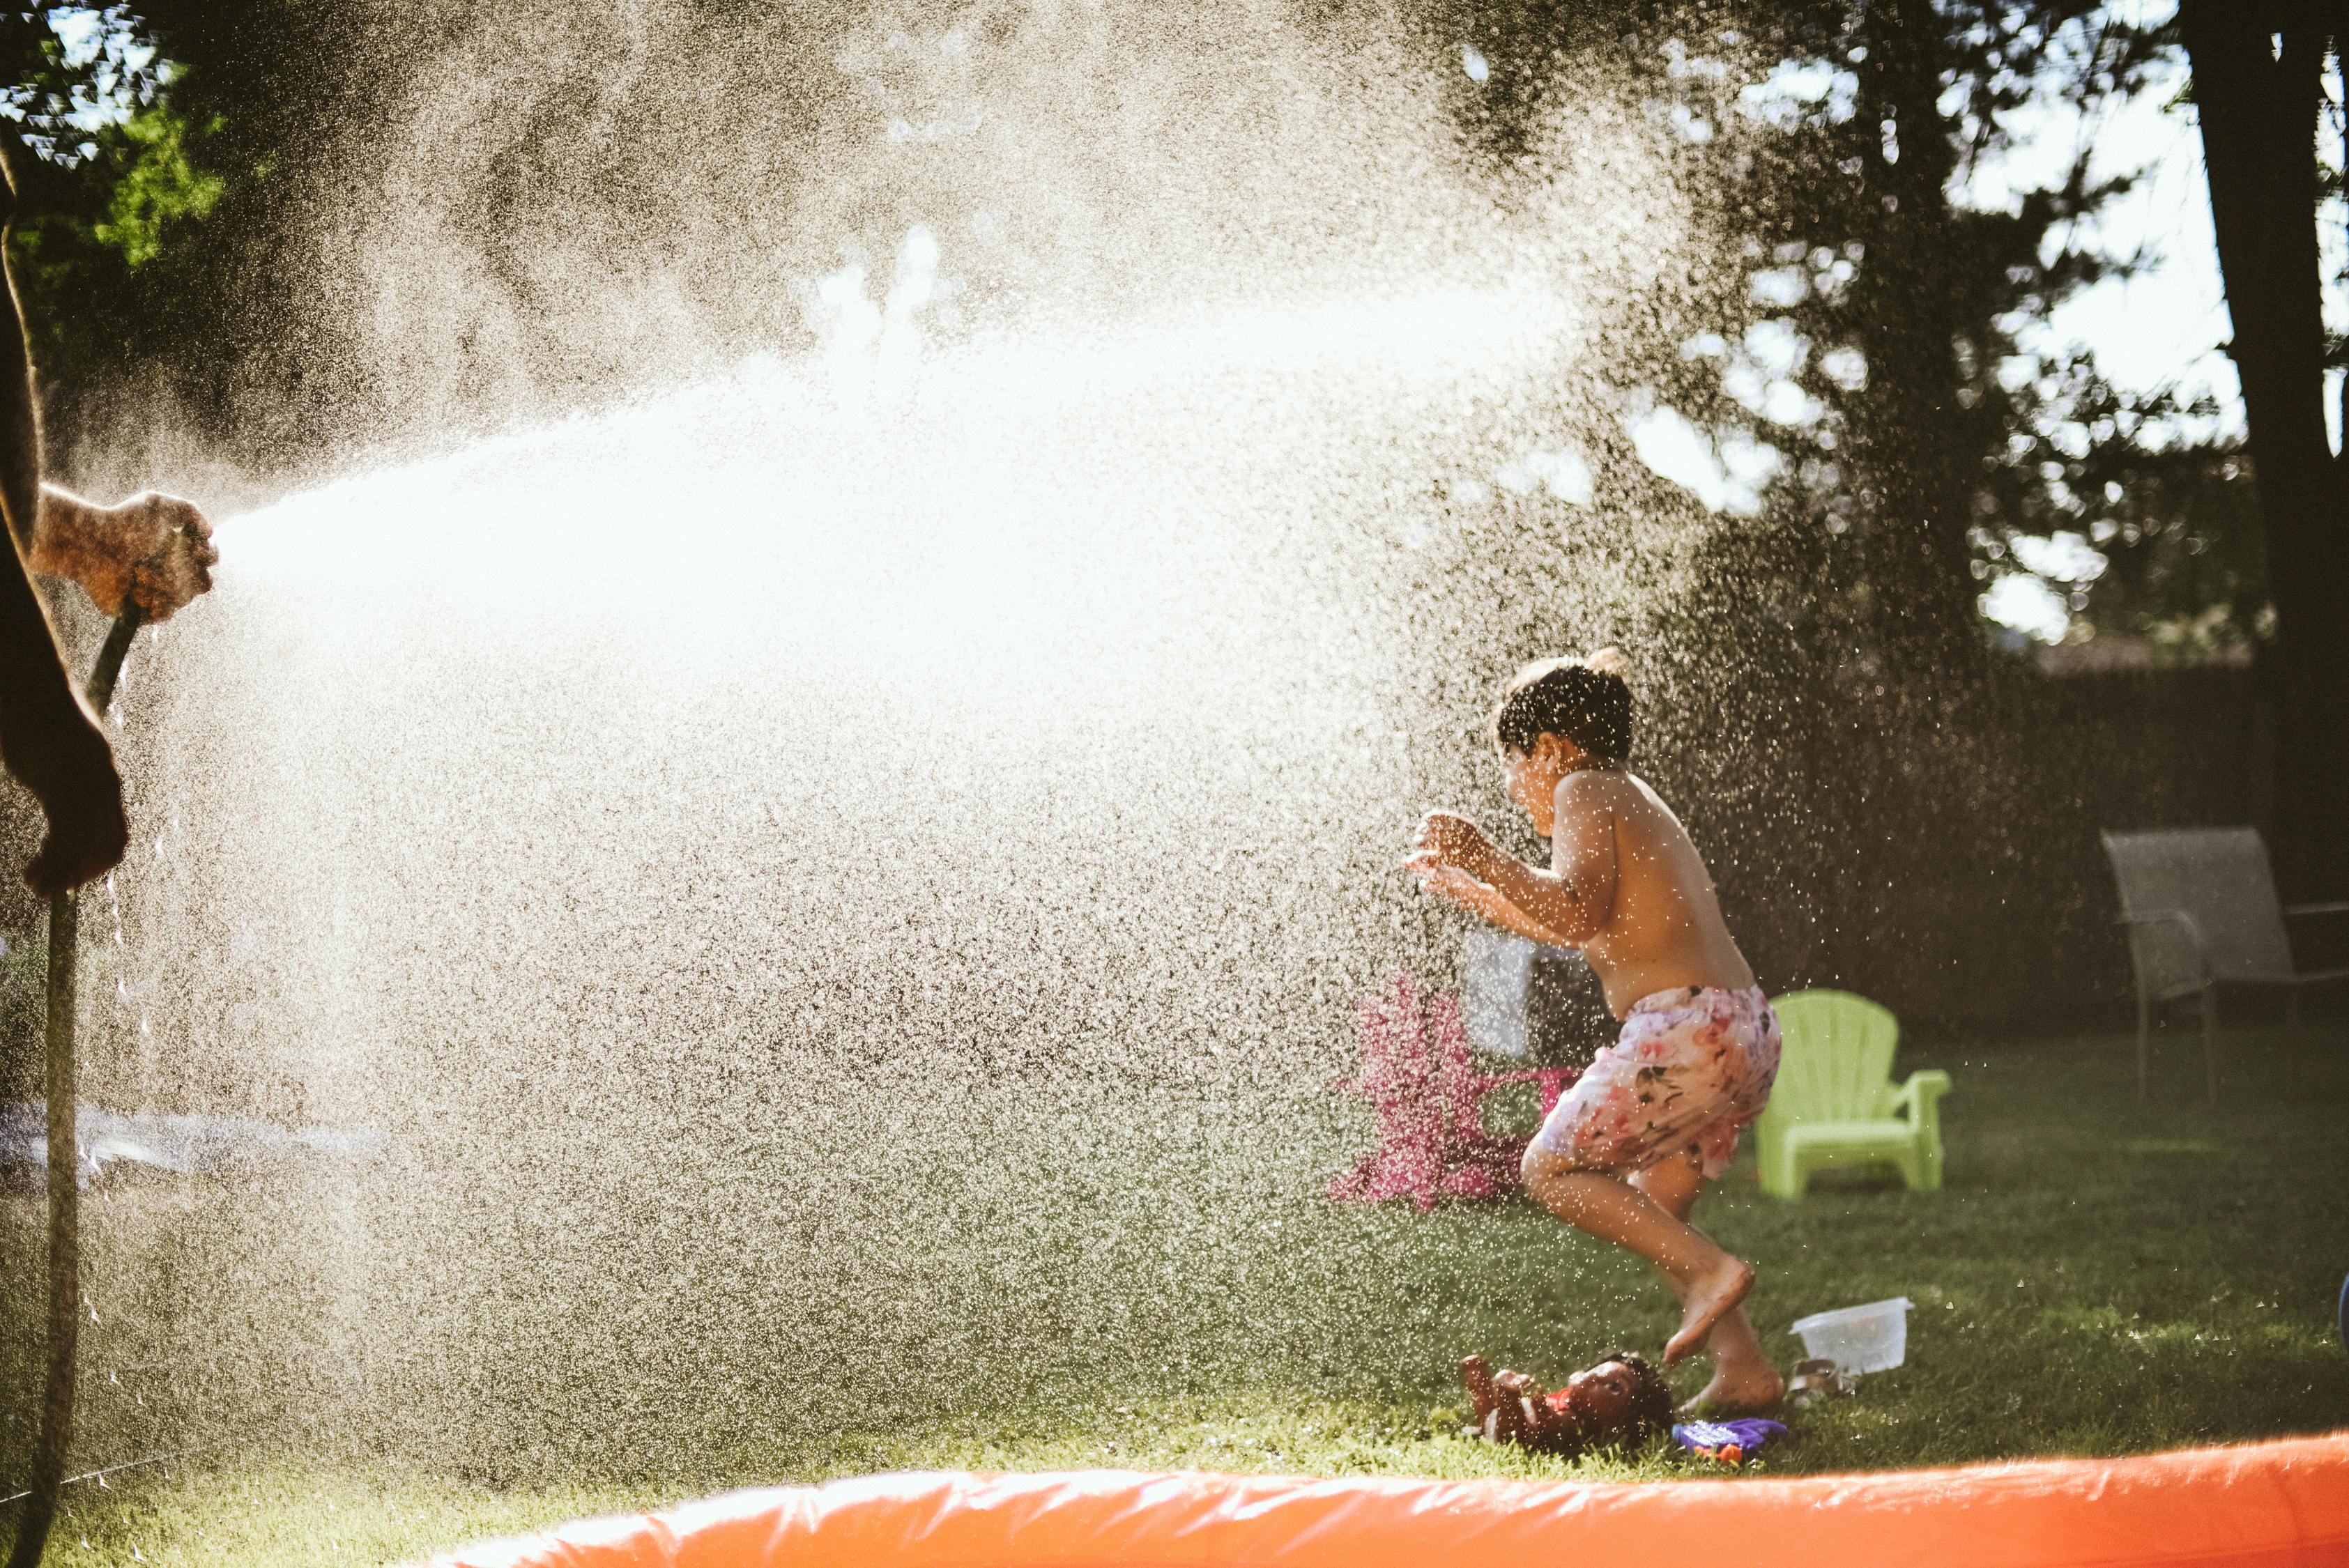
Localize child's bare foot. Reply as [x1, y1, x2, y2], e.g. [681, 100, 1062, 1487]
[1677, 1361, 1784, 1415]
[1460, 1355, 1497, 1426]
[1665, 1259, 1754, 1364]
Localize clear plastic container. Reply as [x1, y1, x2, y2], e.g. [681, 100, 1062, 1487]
[1788, 1297, 1913, 1374]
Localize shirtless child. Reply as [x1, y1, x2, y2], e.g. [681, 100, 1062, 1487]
[1406, 651, 1783, 1412]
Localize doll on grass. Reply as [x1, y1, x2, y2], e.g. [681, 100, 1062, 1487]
[1458, 1351, 1674, 1454]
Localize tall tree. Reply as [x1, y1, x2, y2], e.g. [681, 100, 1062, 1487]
[1419, 1, 2212, 1020]
[2176, 3, 2346, 899]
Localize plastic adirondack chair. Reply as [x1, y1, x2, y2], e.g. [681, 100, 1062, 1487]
[1754, 990, 1950, 1201]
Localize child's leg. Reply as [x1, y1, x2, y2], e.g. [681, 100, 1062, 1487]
[1521, 1148, 1752, 1365]
[1630, 1156, 1783, 1411]
[1520, 986, 1782, 1371]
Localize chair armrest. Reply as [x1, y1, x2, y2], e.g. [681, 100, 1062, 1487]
[2115, 908, 2210, 987]
[1889, 1070, 1951, 1135]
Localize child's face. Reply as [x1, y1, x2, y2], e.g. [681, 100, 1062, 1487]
[1559, 1358, 1644, 1432]
[1500, 737, 1568, 834]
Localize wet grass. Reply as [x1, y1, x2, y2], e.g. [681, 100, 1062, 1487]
[10, 1018, 2348, 1565]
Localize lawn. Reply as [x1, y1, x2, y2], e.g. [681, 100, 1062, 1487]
[6, 1018, 2346, 1567]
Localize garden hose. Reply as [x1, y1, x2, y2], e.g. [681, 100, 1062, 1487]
[7, 603, 144, 1568]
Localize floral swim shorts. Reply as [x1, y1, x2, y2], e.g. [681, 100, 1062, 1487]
[1527, 985, 1782, 1180]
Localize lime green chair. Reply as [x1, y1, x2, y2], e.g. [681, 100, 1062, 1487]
[1756, 990, 1950, 1200]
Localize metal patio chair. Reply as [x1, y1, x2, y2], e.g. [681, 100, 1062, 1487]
[2100, 826, 2349, 1103]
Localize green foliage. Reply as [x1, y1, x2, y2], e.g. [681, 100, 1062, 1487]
[1972, 359, 2272, 655]
[0, 8, 234, 456]
[93, 104, 222, 268]
[1896, 6, 2278, 656]
[2083, 443, 2270, 656]
[0, 2, 369, 462]
[1447, 1, 2272, 661]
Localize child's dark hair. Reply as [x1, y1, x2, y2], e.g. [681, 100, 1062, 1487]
[1596, 1348, 1674, 1446]
[1492, 649, 1633, 763]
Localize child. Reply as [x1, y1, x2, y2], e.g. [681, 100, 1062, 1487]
[1405, 651, 1784, 1412]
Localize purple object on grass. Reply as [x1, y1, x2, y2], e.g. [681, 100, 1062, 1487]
[1672, 1418, 1789, 1456]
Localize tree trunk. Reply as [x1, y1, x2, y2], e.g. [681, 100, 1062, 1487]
[2178, 4, 2349, 900]
[1850, 0, 1994, 698]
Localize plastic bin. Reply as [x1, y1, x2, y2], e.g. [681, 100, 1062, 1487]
[1788, 1297, 1912, 1374]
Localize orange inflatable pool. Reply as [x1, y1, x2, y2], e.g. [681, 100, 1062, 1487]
[434, 1432, 2349, 1568]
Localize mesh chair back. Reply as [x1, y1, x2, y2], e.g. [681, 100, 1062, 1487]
[2101, 827, 2294, 987]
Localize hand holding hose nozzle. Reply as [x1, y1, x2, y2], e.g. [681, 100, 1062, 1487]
[15, 490, 213, 898]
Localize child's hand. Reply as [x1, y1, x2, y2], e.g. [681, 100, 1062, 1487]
[1418, 869, 1519, 937]
[1413, 861, 1499, 916]
[1408, 811, 1494, 878]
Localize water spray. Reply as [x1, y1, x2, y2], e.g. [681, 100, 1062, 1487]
[8, 604, 143, 1568]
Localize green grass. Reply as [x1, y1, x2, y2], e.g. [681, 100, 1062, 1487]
[9, 1020, 2348, 1566]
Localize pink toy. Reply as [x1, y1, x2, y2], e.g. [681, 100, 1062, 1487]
[1327, 969, 1579, 1210]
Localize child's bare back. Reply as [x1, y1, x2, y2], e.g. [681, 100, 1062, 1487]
[1547, 768, 1753, 1015]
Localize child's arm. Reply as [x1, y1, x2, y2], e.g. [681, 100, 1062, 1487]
[1411, 778, 1619, 946]
[1414, 862, 1580, 948]
[1480, 777, 1617, 944]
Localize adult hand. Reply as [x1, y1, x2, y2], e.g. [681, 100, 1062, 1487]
[6, 697, 128, 897]
[33, 487, 218, 621]
[89, 491, 217, 620]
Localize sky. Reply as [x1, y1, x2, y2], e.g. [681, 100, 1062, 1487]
[1967, 44, 2237, 640]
